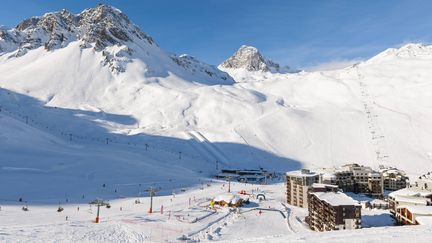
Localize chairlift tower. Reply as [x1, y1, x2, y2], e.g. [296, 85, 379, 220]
[89, 199, 109, 223]
[145, 186, 160, 213]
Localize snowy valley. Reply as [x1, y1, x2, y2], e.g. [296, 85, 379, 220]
[1, 4, 432, 242]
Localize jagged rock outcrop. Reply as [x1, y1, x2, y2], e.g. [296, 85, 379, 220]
[0, 4, 233, 82]
[0, 4, 155, 73]
[219, 45, 290, 73]
[172, 54, 233, 83]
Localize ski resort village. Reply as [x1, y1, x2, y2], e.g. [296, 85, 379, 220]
[1, 2, 432, 243]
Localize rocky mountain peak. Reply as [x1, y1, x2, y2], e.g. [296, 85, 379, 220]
[219, 45, 290, 73]
[1, 4, 155, 56]
[0, 4, 159, 74]
[0, 5, 232, 82]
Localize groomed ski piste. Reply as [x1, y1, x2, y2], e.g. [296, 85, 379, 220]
[0, 94, 429, 242]
[1, 178, 417, 242]
[1, 5, 432, 242]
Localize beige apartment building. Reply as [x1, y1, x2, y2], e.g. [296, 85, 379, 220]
[286, 169, 319, 208]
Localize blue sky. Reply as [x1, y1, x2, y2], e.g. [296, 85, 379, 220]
[1, 0, 432, 69]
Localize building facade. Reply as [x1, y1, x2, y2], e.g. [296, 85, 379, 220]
[307, 191, 361, 231]
[395, 205, 432, 225]
[388, 176, 432, 215]
[286, 169, 319, 208]
[380, 166, 409, 191]
[320, 164, 383, 196]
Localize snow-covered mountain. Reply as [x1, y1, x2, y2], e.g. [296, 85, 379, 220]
[1, 4, 432, 202]
[219, 45, 289, 73]
[219, 45, 295, 82]
[0, 4, 232, 82]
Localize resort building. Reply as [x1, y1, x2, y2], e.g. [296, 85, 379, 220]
[319, 164, 383, 196]
[286, 169, 319, 208]
[388, 184, 432, 215]
[379, 166, 409, 191]
[213, 193, 243, 207]
[395, 205, 432, 225]
[307, 191, 361, 231]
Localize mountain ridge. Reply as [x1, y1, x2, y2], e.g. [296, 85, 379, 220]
[219, 45, 292, 73]
[0, 4, 233, 84]
[1, 4, 432, 180]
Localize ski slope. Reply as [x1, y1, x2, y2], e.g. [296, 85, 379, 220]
[1, 5, 432, 242]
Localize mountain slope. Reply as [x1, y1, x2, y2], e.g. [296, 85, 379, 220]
[0, 4, 432, 202]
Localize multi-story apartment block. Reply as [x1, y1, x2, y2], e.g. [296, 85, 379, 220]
[320, 164, 383, 196]
[379, 166, 409, 191]
[388, 173, 432, 216]
[286, 169, 319, 208]
[395, 205, 432, 225]
[307, 191, 361, 231]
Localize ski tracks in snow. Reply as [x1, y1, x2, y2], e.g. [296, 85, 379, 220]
[186, 130, 230, 165]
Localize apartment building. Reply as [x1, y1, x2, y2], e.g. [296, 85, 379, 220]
[286, 169, 319, 208]
[307, 191, 361, 231]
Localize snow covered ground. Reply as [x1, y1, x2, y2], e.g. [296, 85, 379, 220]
[1, 181, 417, 243]
[1, 5, 432, 242]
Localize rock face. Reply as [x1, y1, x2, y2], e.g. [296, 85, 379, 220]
[172, 54, 233, 84]
[1, 5, 154, 53]
[219, 45, 290, 73]
[0, 5, 155, 73]
[0, 4, 232, 82]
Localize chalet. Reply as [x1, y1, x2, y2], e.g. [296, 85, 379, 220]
[307, 191, 361, 231]
[213, 193, 243, 207]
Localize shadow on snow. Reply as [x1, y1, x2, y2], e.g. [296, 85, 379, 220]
[0, 88, 301, 205]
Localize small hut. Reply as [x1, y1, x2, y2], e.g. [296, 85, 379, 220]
[213, 193, 243, 207]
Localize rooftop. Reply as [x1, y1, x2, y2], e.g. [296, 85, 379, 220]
[310, 191, 360, 206]
[393, 195, 429, 205]
[214, 193, 242, 204]
[311, 183, 338, 189]
[389, 187, 432, 198]
[286, 169, 319, 177]
[399, 205, 432, 215]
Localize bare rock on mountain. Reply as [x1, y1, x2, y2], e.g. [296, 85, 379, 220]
[172, 54, 234, 84]
[219, 45, 291, 73]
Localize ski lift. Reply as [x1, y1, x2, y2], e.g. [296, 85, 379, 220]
[57, 207, 64, 212]
[22, 206, 29, 211]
